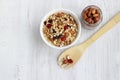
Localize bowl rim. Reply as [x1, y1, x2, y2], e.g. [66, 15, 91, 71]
[40, 9, 81, 49]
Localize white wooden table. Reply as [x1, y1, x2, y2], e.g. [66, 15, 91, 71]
[0, 0, 120, 80]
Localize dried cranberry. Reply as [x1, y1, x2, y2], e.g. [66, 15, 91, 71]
[64, 25, 68, 30]
[46, 24, 52, 28]
[61, 35, 66, 41]
[67, 59, 73, 63]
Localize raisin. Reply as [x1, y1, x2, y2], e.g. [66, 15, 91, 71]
[52, 29, 56, 33]
[48, 19, 53, 23]
[44, 21, 47, 25]
[53, 36, 56, 40]
[64, 18, 67, 21]
[57, 34, 62, 38]
[67, 25, 71, 28]
[53, 34, 62, 40]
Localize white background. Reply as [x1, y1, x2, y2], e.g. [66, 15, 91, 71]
[0, 0, 120, 80]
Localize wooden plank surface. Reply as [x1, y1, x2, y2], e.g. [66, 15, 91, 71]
[0, 0, 120, 80]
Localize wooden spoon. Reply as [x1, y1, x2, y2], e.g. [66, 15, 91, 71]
[58, 12, 120, 69]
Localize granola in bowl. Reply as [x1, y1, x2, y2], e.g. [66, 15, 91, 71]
[40, 9, 81, 49]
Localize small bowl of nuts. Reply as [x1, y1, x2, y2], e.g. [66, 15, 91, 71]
[81, 5, 103, 29]
[40, 9, 81, 49]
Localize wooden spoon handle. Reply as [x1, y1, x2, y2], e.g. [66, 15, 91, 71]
[82, 12, 120, 47]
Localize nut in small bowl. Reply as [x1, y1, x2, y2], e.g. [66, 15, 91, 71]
[40, 9, 81, 49]
[81, 5, 103, 29]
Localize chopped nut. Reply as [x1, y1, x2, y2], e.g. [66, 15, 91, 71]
[82, 6, 101, 24]
[83, 13, 87, 20]
[93, 14, 99, 17]
[69, 29, 75, 34]
[91, 9, 96, 14]
[64, 32, 69, 37]
[66, 55, 70, 59]
[86, 18, 92, 23]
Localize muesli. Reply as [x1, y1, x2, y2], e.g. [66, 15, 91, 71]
[43, 12, 78, 47]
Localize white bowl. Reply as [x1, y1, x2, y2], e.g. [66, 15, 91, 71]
[40, 9, 81, 49]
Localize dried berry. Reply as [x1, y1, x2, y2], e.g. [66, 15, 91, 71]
[67, 59, 73, 63]
[64, 25, 68, 30]
[63, 59, 68, 64]
[67, 25, 71, 28]
[48, 19, 53, 23]
[44, 21, 47, 25]
[52, 29, 56, 33]
[46, 24, 52, 28]
[53, 36, 57, 40]
[62, 56, 73, 64]
[53, 34, 62, 40]
[64, 18, 67, 21]
[61, 35, 66, 41]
